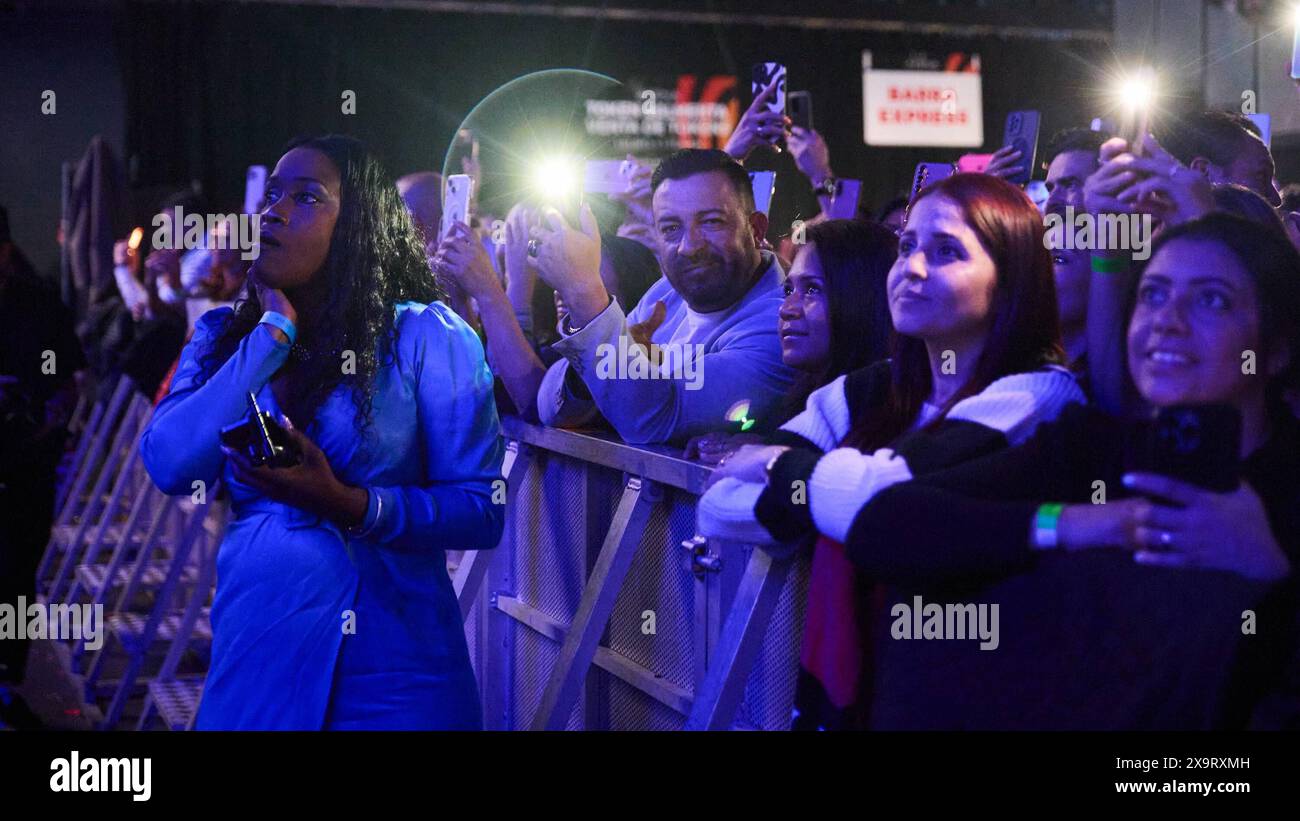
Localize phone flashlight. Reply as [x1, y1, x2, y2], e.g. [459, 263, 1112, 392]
[1117, 69, 1156, 157]
[531, 156, 583, 224]
[128, 227, 144, 251]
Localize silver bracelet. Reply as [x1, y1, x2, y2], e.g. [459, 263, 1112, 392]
[345, 489, 382, 540]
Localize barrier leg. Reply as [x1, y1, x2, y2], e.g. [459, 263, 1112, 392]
[685, 547, 791, 731]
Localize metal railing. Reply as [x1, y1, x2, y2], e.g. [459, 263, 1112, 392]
[456, 417, 808, 731]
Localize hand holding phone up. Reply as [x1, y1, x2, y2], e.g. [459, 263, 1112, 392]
[724, 76, 791, 162]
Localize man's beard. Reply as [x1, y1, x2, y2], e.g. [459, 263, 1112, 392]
[667, 253, 737, 310]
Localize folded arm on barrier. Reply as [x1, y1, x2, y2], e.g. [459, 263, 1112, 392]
[361, 303, 507, 553]
[141, 307, 289, 496]
[539, 295, 794, 446]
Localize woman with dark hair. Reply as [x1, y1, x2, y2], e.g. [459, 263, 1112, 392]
[141, 135, 505, 730]
[686, 218, 896, 464]
[848, 214, 1300, 728]
[698, 173, 1085, 729]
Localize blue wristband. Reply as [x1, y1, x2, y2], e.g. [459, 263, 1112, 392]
[259, 311, 296, 346]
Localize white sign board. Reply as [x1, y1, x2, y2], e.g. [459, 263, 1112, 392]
[863, 67, 983, 148]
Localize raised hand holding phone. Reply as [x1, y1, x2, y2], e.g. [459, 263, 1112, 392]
[788, 126, 832, 187]
[1115, 135, 1213, 226]
[724, 75, 791, 161]
[533, 203, 607, 328]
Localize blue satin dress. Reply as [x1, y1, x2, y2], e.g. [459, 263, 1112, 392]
[140, 301, 505, 730]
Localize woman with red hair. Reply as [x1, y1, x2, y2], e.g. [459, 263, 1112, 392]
[698, 173, 1086, 729]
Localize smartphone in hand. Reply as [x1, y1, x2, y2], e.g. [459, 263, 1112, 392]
[439, 174, 474, 245]
[1126, 404, 1241, 493]
[910, 162, 955, 202]
[1001, 110, 1040, 186]
[788, 91, 813, 132]
[752, 62, 788, 146]
[219, 392, 302, 469]
[749, 171, 776, 215]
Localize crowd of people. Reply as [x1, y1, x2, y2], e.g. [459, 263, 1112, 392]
[4, 79, 1300, 730]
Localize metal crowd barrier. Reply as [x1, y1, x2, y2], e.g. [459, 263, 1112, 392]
[456, 417, 810, 731]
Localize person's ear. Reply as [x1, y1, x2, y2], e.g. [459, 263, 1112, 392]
[1187, 156, 1215, 178]
[748, 211, 769, 247]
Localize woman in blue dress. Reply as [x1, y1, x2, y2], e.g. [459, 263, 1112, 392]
[141, 135, 505, 730]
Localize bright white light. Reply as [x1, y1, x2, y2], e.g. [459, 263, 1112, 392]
[1118, 69, 1156, 111]
[532, 157, 578, 201]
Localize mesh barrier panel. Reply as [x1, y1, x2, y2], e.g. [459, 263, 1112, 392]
[607, 488, 698, 693]
[513, 452, 588, 627]
[485, 431, 807, 731]
[734, 552, 810, 731]
[511, 625, 584, 730]
[605, 669, 687, 731]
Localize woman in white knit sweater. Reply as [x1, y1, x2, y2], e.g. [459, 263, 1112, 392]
[698, 173, 1085, 730]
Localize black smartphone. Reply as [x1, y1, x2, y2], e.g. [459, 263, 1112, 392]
[788, 91, 813, 132]
[219, 392, 302, 469]
[1127, 404, 1241, 493]
[910, 162, 955, 202]
[1001, 110, 1041, 186]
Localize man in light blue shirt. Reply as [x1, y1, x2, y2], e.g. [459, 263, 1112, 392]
[534, 149, 797, 445]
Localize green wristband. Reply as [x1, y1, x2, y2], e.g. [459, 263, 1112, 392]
[1090, 255, 1130, 275]
[1033, 503, 1065, 549]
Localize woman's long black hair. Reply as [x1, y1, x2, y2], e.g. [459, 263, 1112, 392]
[197, 134, 442, 433]
[779, 218, 896, 422]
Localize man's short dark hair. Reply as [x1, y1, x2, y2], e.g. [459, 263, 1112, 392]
[1280, 183, 1300, 214]
[1158, 111, 1265, 169]
[651, 149, 755, 211]
[1043, 128, 1108, 168]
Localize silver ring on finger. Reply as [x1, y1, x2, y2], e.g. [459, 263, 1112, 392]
[527, 238, 541, 258]
[1159, 530, 1174, 547]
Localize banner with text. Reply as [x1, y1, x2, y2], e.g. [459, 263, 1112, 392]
[862, 52, 984, 148]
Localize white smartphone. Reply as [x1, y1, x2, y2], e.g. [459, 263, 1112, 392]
[440, 174, 474, 244]
[584, 159, 634, 195]
[244, 165, 267, 214]
[749, 171, 776, 215]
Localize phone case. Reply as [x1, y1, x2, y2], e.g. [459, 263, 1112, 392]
[1002, 110, 1040, 186]
[1126, 404, 1241, 493]
[788, 91, 812, 131]
[219, 393, 301, 468]
[751, 63, 787, 115]
[911, 163, 955, 200]
[824, 178, 862, 219]
[439, 174, 474, 244]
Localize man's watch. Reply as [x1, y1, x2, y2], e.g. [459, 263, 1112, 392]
[813, 176, 840, 198]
